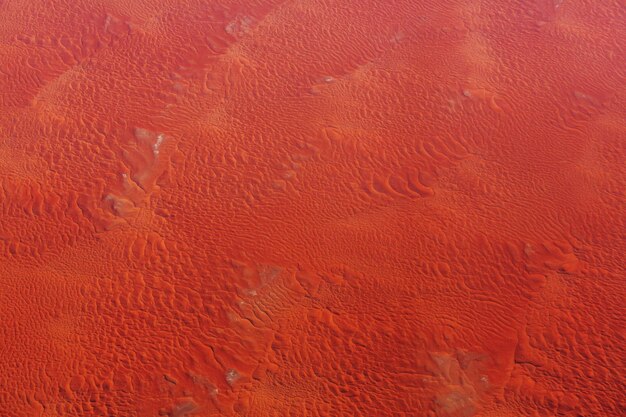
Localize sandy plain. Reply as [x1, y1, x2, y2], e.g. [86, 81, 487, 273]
[0, 0, 624, 416]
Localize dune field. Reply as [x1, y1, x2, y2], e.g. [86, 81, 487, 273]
[0, 0, 624, 416]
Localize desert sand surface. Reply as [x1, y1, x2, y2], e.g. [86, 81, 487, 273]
[0, 0, 624, 416]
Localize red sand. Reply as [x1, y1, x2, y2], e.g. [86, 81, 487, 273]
[0, 1, 624, 416]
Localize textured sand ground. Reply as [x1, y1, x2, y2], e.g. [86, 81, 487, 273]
[0, 0, 624, 416]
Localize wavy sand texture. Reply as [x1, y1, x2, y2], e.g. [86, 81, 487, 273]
[0, 0, 624, 416]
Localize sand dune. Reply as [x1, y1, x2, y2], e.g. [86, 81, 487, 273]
[0, 0, 624, 416]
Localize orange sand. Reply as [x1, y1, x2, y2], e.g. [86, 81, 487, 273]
[0, 0, 624, 416]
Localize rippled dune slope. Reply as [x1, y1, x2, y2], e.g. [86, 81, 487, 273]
[0, 0, 624, 416]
